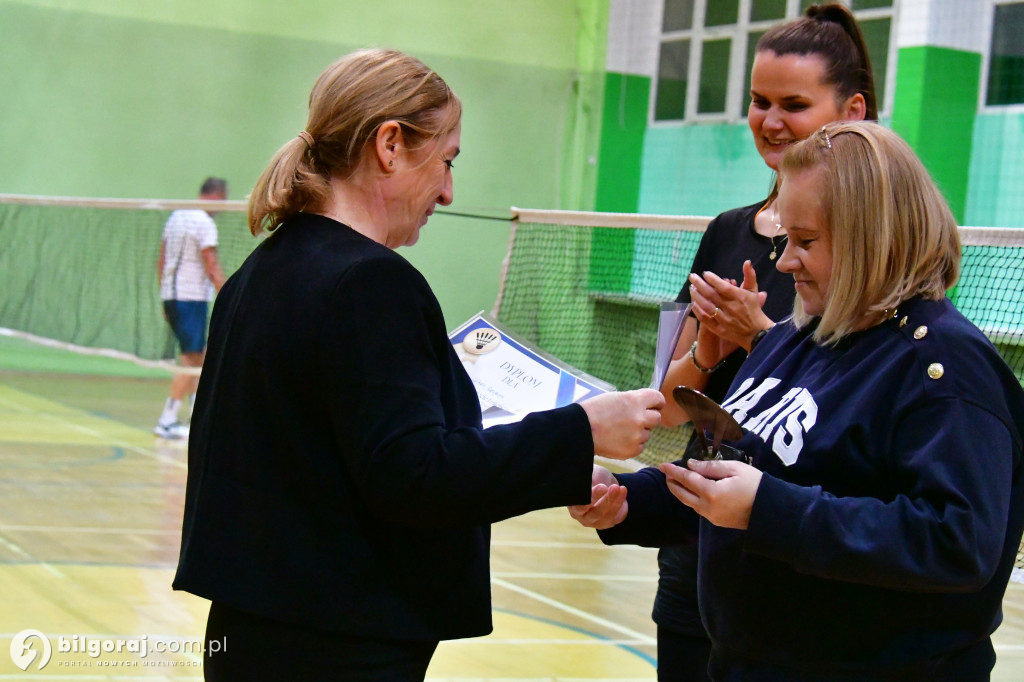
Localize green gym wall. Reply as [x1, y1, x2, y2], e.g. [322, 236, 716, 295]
[0, 0, 610, 328]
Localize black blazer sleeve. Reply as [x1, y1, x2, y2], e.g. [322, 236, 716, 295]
[320, 256, 593, 527]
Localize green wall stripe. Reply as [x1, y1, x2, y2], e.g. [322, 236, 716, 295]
[590, 71, 650, 295]
[595, 72, 649, 212]
[891, 45, 980, 223]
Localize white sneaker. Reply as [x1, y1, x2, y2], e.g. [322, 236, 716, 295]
[154, 422, 189, 440]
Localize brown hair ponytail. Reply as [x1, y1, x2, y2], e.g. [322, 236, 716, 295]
[247, 49, 461, 236]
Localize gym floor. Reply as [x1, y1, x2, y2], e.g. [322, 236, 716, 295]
[0, 364, 1020, 680]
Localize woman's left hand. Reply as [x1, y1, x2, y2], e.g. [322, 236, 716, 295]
[658, 459, 762, 530]
[689, 261, 771, 351]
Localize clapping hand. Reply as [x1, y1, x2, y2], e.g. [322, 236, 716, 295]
[689, 260, 771, 352]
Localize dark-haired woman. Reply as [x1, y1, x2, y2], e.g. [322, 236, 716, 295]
[568, 5, 878, 680]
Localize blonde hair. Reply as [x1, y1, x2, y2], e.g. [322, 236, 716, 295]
[248, 49, 462, 235]
[779, 121, 961, 344]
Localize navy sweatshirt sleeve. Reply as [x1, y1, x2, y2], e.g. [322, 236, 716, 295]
[597, 467, 699, 547]
[320, 255, 594, 527]
[746, 398, 1014, 591]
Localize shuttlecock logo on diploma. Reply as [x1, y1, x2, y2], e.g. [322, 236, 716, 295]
[10, 629, 52, 671]
[460, 328, 501, 363]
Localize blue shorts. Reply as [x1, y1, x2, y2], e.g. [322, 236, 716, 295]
[164, 300, 208, 354]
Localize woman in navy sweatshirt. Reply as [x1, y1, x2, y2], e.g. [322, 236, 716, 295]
[623, 122, 1023, 680]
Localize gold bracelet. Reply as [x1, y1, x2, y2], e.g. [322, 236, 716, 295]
[690, 341, 727, 374]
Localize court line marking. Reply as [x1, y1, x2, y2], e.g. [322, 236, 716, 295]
[492, 577, 656, 644]
[0, 546, 652, 582]
[440, 638, 655, 645]
[0, 532, 66, 580]
[0, 671, 202, 675]
[0, 673, 660, 682]
[3, 634, 1020, 652]
[493, 572, 656, 581]
[0, 525, 177, 535]
[0, 526, 658, 556]
[0, 392, 185, 471]
[0, 678, 203, 681]
[491, 539, 656, 551]
[0, 633, 654, 646]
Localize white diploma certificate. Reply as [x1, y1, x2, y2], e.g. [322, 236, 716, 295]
[449, 312, 614, 428]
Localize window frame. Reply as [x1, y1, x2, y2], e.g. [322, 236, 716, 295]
[651, 0, 898, 126]
[981, 0, 1024, 112]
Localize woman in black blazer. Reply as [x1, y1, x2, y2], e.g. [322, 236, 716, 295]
[173, 48, 664, 681]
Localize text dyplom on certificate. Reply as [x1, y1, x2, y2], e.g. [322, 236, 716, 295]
[449, 312, 614, 427]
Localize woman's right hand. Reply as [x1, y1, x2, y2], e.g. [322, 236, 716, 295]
[568, 464, 628, 529]
[580, 388, 664, 460]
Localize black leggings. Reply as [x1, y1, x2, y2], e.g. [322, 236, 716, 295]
[203, 602, 437, 681]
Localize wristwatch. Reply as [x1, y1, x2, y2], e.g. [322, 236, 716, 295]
[749, 327, 770, 352]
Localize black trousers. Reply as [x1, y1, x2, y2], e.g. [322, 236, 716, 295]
[203, 602, 438, 681]
[657, 625, 711, 682]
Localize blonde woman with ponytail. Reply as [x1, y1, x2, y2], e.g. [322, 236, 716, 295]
[174, 48, 664, 680]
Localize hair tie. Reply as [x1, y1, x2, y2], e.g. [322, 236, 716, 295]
[297, 130, 315, 148]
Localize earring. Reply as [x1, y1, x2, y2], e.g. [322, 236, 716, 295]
[388, 160, 394, 167]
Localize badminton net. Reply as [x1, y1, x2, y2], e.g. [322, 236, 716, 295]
[495, 207, 1024, 575]
[0, 193, 254, 373]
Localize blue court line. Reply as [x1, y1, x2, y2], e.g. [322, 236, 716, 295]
[0, 446, 126, 470]
[493, 606, 657, 667]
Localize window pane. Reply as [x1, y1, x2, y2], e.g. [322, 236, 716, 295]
[705, 0, 739, 27]
[698, 39, 731, 114]
[656, 40, 690, 120]
[859, 18, 890, 112]
[750, 0, 786, 22]
[851, 0, 893, 9]
[663, 0, 694, 31]
[987, 2, 1024, 105]
[743, 30, 767, 112]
